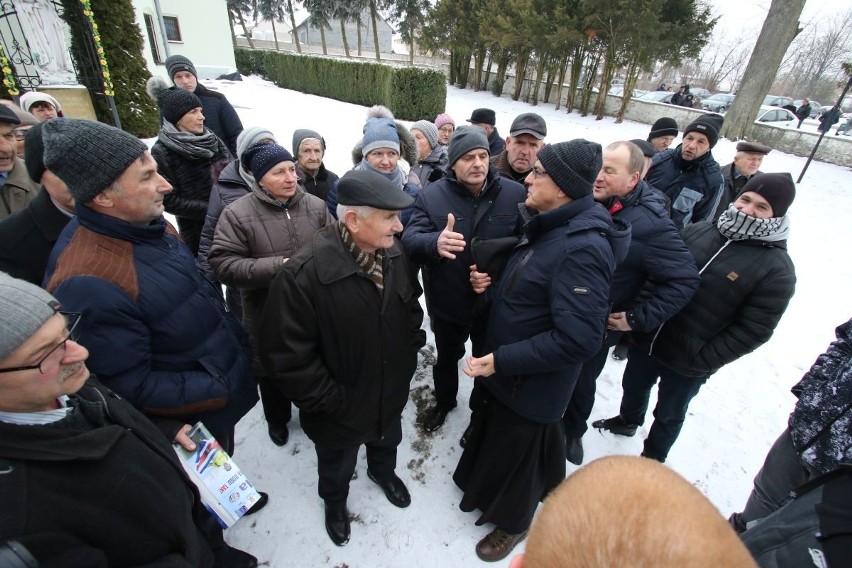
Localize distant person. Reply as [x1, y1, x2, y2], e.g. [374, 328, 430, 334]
[794, 99, 811, 128]
[0, 105, 39, 220]
[713, 141, 771, 221]
[148, 79, 231, 255]
[510, 457, 757, 568]
[434, 113, 456, 147]
[818, 106, 841, 134]
[595, 173, 797, 463]
[408, 120, 448, 188]
[0, 123, 74, 285]
[292, 128, 339, 201]
[160, 54, 243, 155]
[466, 108, 505, 156]
[491, 112, 547, 183]
[647, 117, 678, 153]
[0, 100, 39, 159]
[259, 170, 426, 546]
[0, 272, 258, 567]
[646, 114, 725, 229]
[18, 92, 63, 120]
[670, 85, 687, 106]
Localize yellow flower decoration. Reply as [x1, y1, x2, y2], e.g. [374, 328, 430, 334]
[0, 45, 18, 95]
[79, 0, 114, 97]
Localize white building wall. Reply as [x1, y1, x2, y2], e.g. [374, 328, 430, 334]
[133, 0, 235, 81]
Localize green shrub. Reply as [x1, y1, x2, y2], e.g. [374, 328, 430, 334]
[235, 49, 446, 121]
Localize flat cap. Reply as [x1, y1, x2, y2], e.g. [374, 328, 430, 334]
[0, 104, 21, 125]
[630, 139, 657, 158]
[337, 170, 415, 211]
[466, 108, 496, 126]
[735, 141, 772, 155]
[510, 113, 547, 139]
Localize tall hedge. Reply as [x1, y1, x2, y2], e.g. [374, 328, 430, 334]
[236, 48, 446, 120]
[59, 0, 159, 137]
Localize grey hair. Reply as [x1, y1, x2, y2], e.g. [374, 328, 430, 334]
[336, 203, 377, 221]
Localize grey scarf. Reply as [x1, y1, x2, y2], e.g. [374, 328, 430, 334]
[157, 120, 223, 160]
[354, 159, 405, 190]
[716, 204, 790, 243]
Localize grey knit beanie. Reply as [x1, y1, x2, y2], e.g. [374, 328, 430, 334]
[165, 54, 197, 81]
[0, 271, 60, 361]
[447, 125, 489, 166]
[237, 127, 277, 159]
[411, 120, 439, 150]
[292, 128, 326, 154]
[362, 117, 400, 156]
[537, 139, 602, 200]
[42, 118, 148, 205]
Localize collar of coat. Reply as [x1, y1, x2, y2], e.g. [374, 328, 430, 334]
[312, 222, 402, 286]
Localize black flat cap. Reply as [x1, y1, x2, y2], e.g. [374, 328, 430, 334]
[736, 141, 772, 155]
[0, 104, 21, 125]
[630, 139, 657, 158]
[466, 108, 496, 126]
[510, 113, 547, 139]
[337, 170, 415, 211]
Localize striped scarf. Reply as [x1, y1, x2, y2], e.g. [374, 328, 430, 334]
[339, 221, 384, 294]
[716, 204, 790, 243]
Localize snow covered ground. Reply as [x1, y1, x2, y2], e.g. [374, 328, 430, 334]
[194, 76, 852, 567]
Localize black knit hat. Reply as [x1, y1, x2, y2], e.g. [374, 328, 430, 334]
[537, 139, 602, 200]
[448, 125, 489, 166]
[648, 117, 678, 140]
[23, 122, 46, 183]
[738, 173, 796, 217]
[242, 143, 294, 183]
[165, 54, 197, 81]
[683, 114, 724, 148]
[337, 169, 415, 210]
[157, 88, 202, 125]
[42, 118, 148, 205]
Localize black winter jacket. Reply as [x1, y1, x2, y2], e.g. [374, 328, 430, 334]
[639, 221, 796, 378]
[259, 225, 426, 449]
[296, 162, 339, 202]
[194, 83, 243, 156]
[0, 381, 214, 567]
[605, 181, 700, 334]
[0, 189, 71, 285]
[789, 317, 852, 474]
[197, 160, 250, 283]
[484, 195, 631, 423]
[401, 167, 527, 325]
[646, 147, 724, 229]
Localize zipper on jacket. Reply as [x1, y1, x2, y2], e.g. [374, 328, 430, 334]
[503, 249, 534, 297]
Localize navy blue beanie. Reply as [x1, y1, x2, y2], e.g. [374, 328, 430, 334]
[242, 143, 294, 182]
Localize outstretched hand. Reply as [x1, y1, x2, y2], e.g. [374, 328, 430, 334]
[437, 213, 466, 260]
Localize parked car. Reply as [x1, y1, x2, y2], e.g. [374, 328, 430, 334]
[608, 86, 647, 98]
[755, 105, 797, 126]
[637, 90, 674, 104]
[763, 95, 793, 107]
[792, 99, 823, 118]
[702, 93, 736, 113]
[689, 87, 712, 99]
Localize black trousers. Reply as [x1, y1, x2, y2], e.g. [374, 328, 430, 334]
[258, 375, 292, 428]
[431, 317, 486, 409]
[314, 417, 402, 503]
[562, 343, 611, 438]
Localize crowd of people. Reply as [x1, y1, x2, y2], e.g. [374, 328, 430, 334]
[0, 54, 849, 567]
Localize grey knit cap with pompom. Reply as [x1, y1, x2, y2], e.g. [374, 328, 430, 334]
[42, 118, 148, 205]
[536, 139, 603, 200]
[0, 271, 61, 361]
[362, 105, 400, 156]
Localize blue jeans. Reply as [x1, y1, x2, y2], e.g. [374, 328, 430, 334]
[619, 347, 707, 461]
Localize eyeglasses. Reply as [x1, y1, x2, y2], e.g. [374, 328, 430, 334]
[531, 166, 549, 178]
[0, 312, 81, 374]
[12, 128, 30, 140]
[438, 126, 455, 133]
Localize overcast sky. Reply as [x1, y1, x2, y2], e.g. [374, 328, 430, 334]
[710, 0, 848, 36]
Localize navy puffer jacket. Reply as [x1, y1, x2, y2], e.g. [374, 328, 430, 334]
[646, 146, 724, 229]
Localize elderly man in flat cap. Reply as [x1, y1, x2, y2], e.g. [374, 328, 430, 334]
[0, 105, 39, 221]
[41, 119, 258, 465]
[0, 272, 257, 567]
[259, 169, 426, 546]
[712, 141, 772, 220]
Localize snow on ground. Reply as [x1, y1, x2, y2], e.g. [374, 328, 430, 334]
[198, 76, 852, 567]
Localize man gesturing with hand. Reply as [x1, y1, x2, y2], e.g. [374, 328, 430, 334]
[403, 126, 526, 432]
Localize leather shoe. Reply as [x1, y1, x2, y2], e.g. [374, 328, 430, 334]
[268, 423, 289, 446]
[475, 528, 528, 562]
[421, 405, 453, 432]
[565, 436, 584, 465]
[243, 491, 268, 516]
[324, 500, 350, 546]
[367, 470, 411, 508]
[217, 545, 258, 568]
[592, 415, 638, 436]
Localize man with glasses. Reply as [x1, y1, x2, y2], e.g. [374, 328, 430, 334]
[0, 105, 39, 221]
[402, 126, 527, 433]
[458, 140, 629, 562]
[41, 119, 258, 464]
[0, 271, 257, 567]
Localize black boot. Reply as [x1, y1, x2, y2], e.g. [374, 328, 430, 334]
[324, 500, 350, 546]
[592, 415, 638, 437]
[267, 423, 289, 446]
[565, 436, 584, 465]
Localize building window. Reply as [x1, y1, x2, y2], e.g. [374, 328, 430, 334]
[143, 14, 162, 63]
[163, 16, 182, 42]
